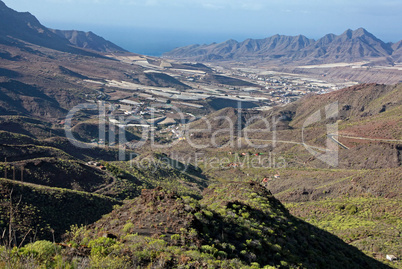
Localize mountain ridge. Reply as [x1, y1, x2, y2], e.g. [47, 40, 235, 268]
[163, 28, 401, 64]
[0, 0, 126, 54]
[50, 29, 127, 53]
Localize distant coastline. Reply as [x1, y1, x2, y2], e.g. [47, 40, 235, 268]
[39, 23, 269, 56]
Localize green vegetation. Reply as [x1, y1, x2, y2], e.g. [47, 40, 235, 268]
[0, 184, 391, 268]
[0, 157, 113, 192]
[0, 82, 400, 268]
[0, 178, 119, 244]
[285, 196, 402, 266]
[101, 153, 207, 200]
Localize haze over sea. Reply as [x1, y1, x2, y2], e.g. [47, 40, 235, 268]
[46, 22, 401, 57]
[46, 23, 265, 56]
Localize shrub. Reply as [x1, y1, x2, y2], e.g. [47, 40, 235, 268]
[88, 237, 120, 257]
[242, 212, 250, 219]
[171, 234, 181, 243]
[65, 224, 88, 245]
[216, 250, 227, 259]
[90, 255, 128, 268]
[203, 210, 214, 218]
[123, 222, 135, 233]
[345, 204, 358, 215]
[201, 245, 218, 256]
[23, 240, 61, 261]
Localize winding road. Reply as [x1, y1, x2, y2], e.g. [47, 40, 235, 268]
[327, 134, 349, 149]
[242, 133, 402, 152]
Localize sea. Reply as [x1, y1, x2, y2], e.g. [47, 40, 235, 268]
[61, 25, 254, 57]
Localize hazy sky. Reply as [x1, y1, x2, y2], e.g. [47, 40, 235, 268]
[3, 0, 402, 55]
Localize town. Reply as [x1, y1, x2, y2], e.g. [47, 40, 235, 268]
[78, 55, 358, 146]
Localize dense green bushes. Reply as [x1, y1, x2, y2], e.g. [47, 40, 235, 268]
[0, 178, 119, 244]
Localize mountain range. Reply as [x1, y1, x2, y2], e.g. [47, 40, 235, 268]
[0, 0, 125, 54]
[2, 0, 401, 66]
[0, 0, 401, 267]
[163, 28, 402, 64]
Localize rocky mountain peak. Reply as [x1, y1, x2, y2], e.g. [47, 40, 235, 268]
[164, 28, 400, 63]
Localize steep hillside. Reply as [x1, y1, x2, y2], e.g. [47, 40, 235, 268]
[0, 80, 68, 118]
[70, 120, 140, 143]
[0, 157, 114, 192]
[45, 184, 389, 268]
[0, 127, 207, 200]
[0, 129, 137, 161]
[308, 28, 392, 63]
[0, 1, 105, 57]
[0, 178, 119, 244]
[0, 116, 63, 138]
[104, 153, 208, 200]
[290, 83, 402, 128]
[242, 83, 401, 154]
[392, 40, 402, 62]
[51, 29, 127, 53]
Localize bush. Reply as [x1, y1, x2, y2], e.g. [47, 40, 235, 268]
[23, 240, 61, 261]
[345, 204, 358, 215]
[201, 245, 218, 256]
[123, 222, 135, 233]
[90, 255, 129, 268]
[171, 234, 181, 243]
[88, 237, 120, 257]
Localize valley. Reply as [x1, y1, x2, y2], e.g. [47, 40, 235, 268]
[0, 1, 401, 268]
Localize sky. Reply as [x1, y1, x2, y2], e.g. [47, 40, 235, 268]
[3, 0, 402, 55]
